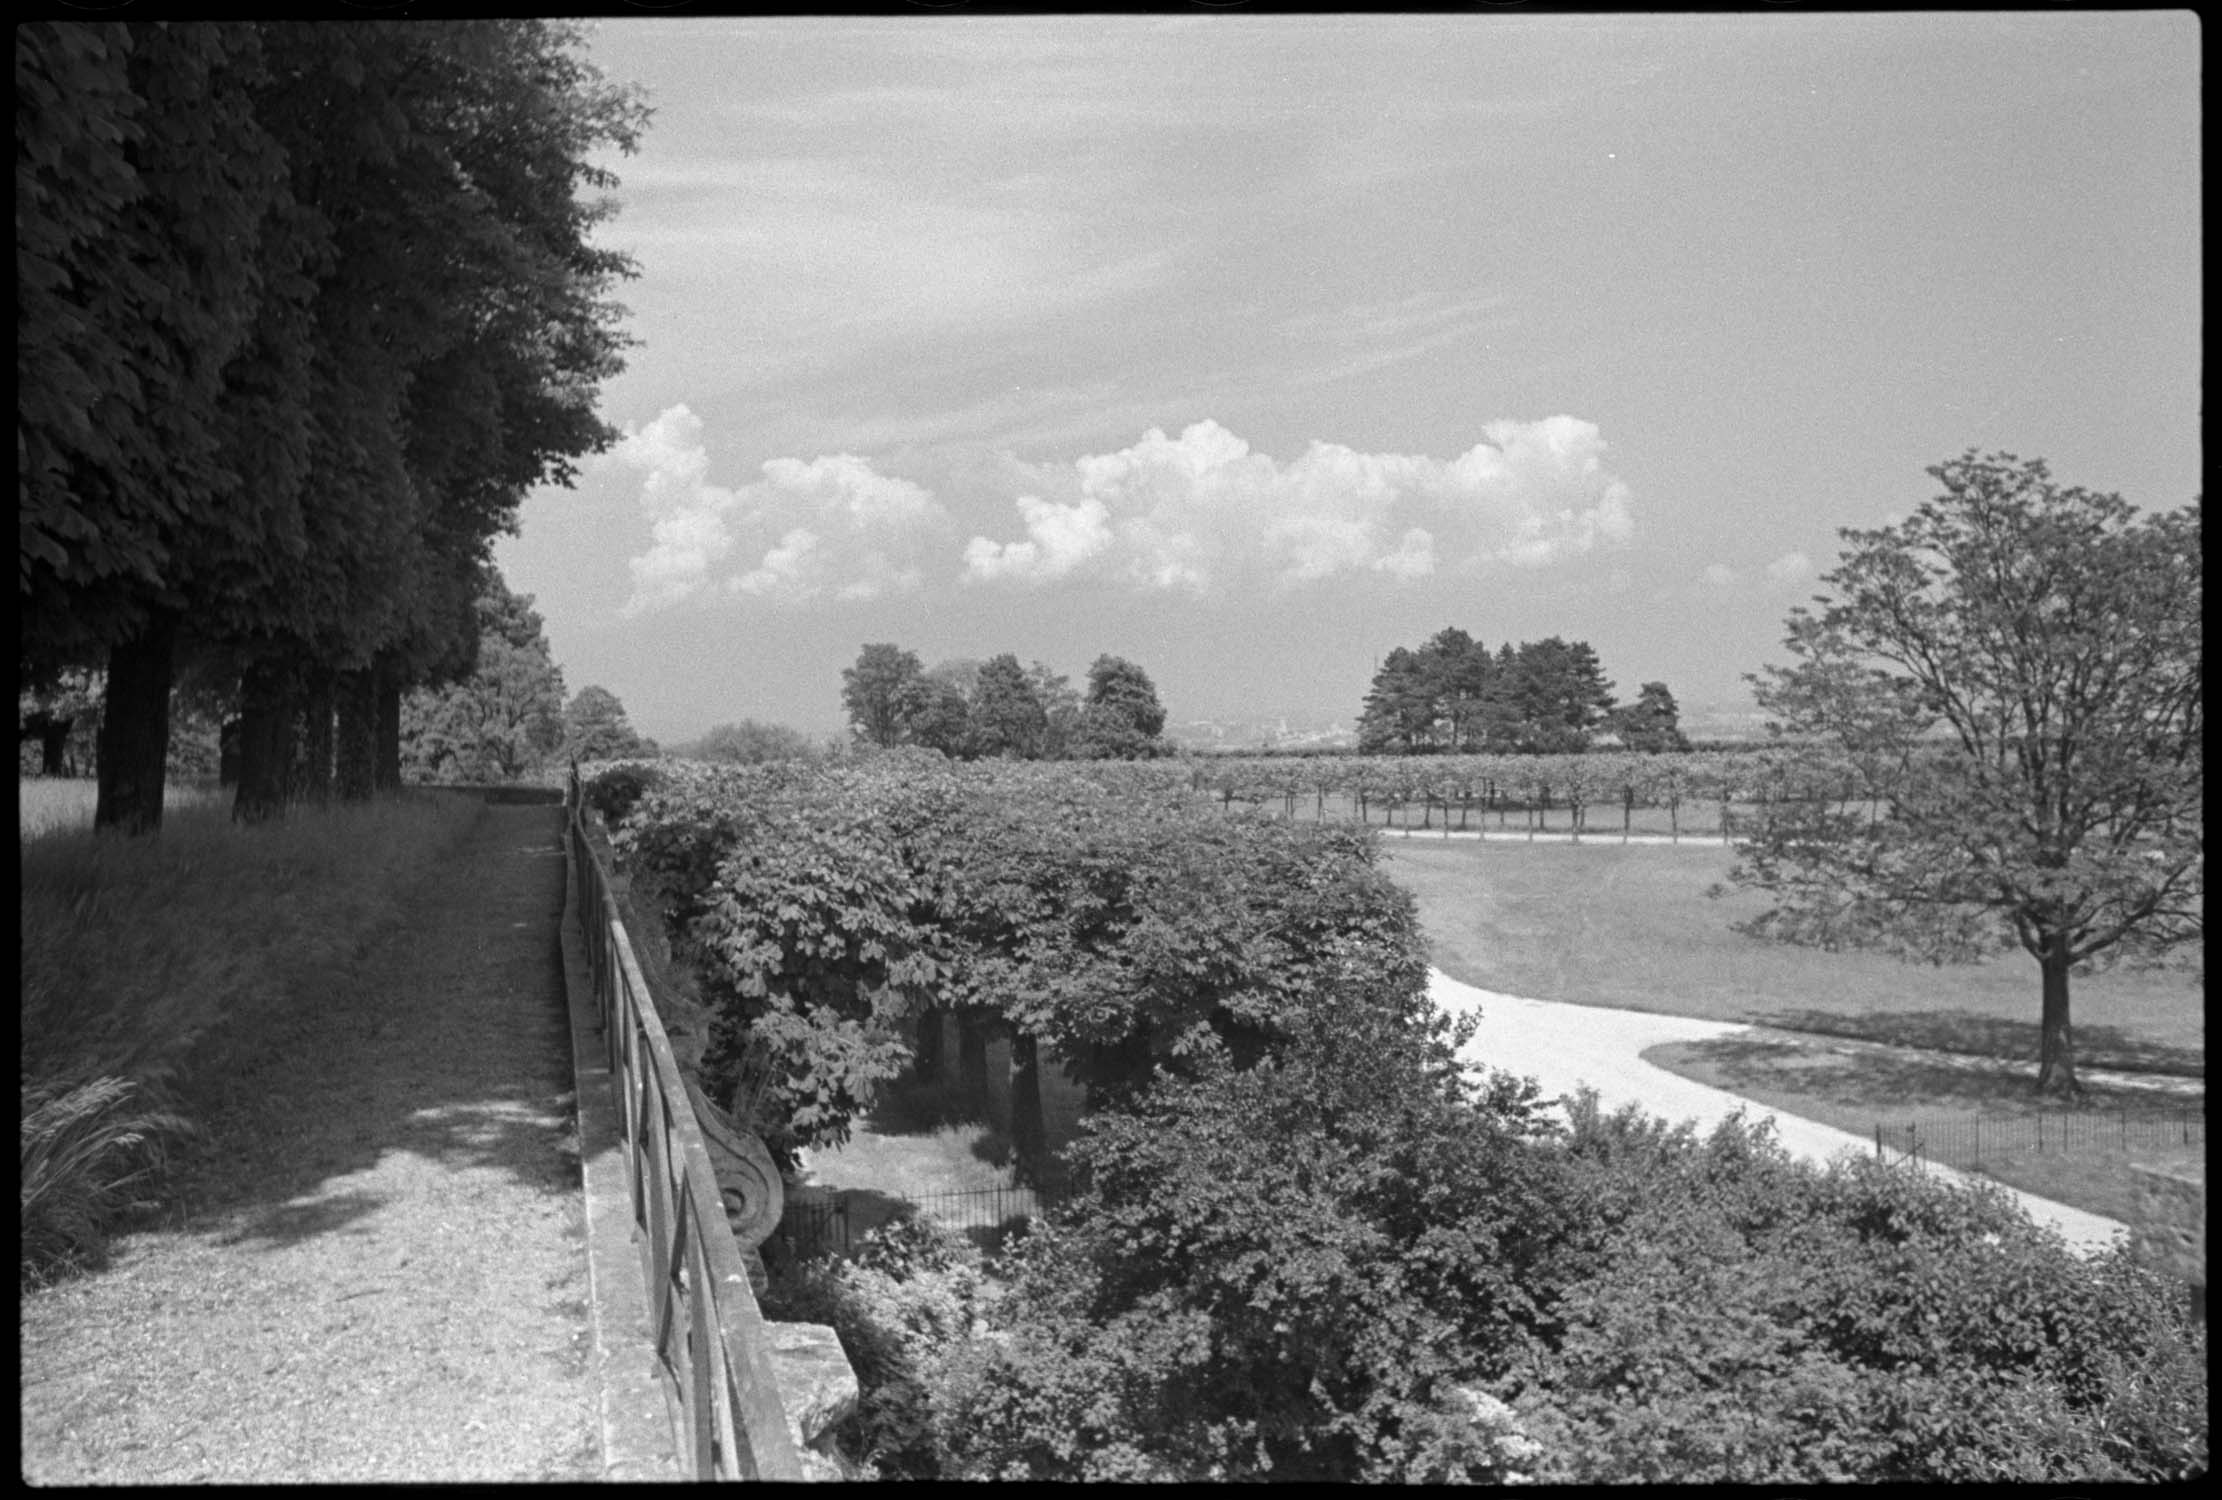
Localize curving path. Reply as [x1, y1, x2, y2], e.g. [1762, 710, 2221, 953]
[1430, 970, 2131, 1255]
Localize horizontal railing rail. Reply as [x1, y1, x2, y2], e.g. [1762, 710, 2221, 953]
[566, 765, 803, 1481]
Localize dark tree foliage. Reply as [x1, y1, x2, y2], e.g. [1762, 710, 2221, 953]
[841, 643, 927, 749]
[1358, 627, 1637, 755]
[970, 653, 1049, 759]
[1069, 654, 1169, 760]
[1612, 680, 1690, 752]
[18, 19, 645, 831]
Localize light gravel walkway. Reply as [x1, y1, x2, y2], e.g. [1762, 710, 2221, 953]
[20, 805, 600, 1484]
[1431, 970, 2133, 1255]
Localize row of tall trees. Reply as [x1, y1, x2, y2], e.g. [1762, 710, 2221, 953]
[1357, 628, 1686, 755]
[18, 20, 646, 831]
[840, 644, 1170, 760]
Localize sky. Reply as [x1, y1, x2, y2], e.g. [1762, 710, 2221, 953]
[494, 11, 2202, 745]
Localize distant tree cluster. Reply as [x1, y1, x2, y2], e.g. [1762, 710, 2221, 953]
[394, 576, 651, 783]
[840, 644, 1169, 760]
[1358, 627, 1686, 754]
[679, 720, 828, 765]
[18, 19, 644, 830]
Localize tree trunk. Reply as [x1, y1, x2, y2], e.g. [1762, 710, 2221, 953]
[234, 657, 297, 824]
[335, 667, 376, 802]
[914, 1006, 946, 1081]
[94, 616, 176, 836]
[219, 718, 243, 788]
[957, 1014, 990, 1115]
[1009, 1031, 1048, 1184]
[373, 654, 402, 793]
[2033, 938, 2082, 1097]
[294, 666, 335, 805]
[37, 719, 71, 777]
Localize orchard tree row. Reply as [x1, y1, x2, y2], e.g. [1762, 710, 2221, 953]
[1188, 746, 1863, 836]
[1358, 627, 1687, 755]
[841, 644, 1171, 760]
[18, 20, 646, 831]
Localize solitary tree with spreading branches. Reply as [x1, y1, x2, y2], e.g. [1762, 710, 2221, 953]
[1725, 452, 2201, 1096]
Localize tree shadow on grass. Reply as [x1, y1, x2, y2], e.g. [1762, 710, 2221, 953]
[1755, 1007, 2205, 1079]
[1672, 1032, 2201, 1117]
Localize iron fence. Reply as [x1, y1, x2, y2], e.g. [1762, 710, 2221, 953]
[1873, 1106, 2204, 1172]
[565, 766, 804, 1481]
[780, 1182, 1073, 1261]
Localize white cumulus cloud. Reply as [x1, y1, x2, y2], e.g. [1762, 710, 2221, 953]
[1764, 550, 1816, 585]
[617, 405, 950, 612]
[963, 495, 1114, 583]
[963, 416, 1634, 593]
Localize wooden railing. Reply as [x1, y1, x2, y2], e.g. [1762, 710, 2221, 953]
[565, 766, 804, 1481]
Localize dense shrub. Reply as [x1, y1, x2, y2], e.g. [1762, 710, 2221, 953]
[927, 963, 1567, 1482]
[578, 759, 664, 828]
[758, 1214, 995, 1479]
[608, 756, 1431, 1158]
[1497, 1093, 2208, 1482]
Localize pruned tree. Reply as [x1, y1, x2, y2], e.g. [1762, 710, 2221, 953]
[1726, 452, 2202, 1095]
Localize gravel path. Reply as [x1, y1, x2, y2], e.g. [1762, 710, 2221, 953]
[20, 804, 600, 1484]
[1432, 970, 2133, 1255]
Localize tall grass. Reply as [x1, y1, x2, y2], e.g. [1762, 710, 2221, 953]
[19, 787, 486, 1284]
[18, 776, 228, 840]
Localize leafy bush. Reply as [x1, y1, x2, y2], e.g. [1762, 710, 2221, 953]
[928, 963, 1566, 1482]
[759, 1213, 995, 1479]
[579, 759, 664, 828]
[1499, 1093, 2208, 1482]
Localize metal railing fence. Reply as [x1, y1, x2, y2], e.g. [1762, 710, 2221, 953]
[781, 1182, 1073, 1261]
[1873, 1106, 2204, 1172]
[566, 766, 804, 1481]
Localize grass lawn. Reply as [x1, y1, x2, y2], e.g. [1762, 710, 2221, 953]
[1645, 1030, 2203, 1222]
[1384, 838, 2204, 1074]
[19, 777, 228, 839]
